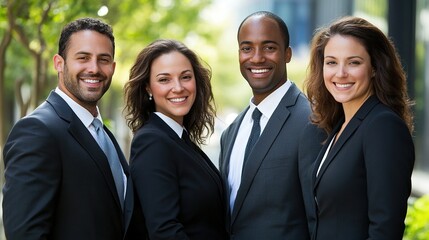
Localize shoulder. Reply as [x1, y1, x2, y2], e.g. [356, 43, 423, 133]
[9, 102, 62, 138]
[364, 104, 405, 128]
[362, 103, 412, 144]
[132, 123, 175, 146]
[221, 108, 248, 134]
[280, 84, 311, 111]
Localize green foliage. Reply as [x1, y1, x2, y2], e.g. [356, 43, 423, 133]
[354, 0, 387, 18]
[404, 195, 429, 240]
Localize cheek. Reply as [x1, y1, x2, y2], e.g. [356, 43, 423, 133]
[151, 84, 169, 98]
[186, 80, 197, 94]
[323, 68, 333, 82]
[239, 53, 250, 64]
[353, 70, 371, 85]
[102, 65, 115, 76]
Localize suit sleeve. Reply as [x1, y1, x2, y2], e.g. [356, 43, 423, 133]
[218, 129, 228, 174]
[130, 131, 190, 240]
[298, 122, 326, 237]
[364, 112, 414, 239]
[3, 117, 61, 240]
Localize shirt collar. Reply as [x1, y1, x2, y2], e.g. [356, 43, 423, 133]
[249, 79, 292, 119]
[154, 112, 184, 138]
[55, 87, 102, 128]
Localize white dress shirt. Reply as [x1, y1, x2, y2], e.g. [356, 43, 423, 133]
[228, 80, 292, 211]
[316, 133, 337, 176]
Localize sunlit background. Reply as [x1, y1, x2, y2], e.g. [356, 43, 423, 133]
[1, 0, 429, 238]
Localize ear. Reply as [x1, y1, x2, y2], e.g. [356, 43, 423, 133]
[285, 46, 292, 63]
[112, 61, 116, 73]
[53, 54, 64, 72]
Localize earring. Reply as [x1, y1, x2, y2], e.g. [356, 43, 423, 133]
[149, 93, 153, 101]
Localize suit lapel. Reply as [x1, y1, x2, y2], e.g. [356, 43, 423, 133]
[151, 114, 225, 200]
[313, 96, 380, 190]
[231, 84, 300, 224]
[221, 110, 247, 180]
[46, 91, 124, 211]
[219, 111, 246, 222]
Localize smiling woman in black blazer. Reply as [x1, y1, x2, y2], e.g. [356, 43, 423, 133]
[123, 39, 227, 240]
[304, 16, 415, 240]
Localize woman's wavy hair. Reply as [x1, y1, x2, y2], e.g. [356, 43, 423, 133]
[304, 16, 414, 134]
[123, 39, 216, 145]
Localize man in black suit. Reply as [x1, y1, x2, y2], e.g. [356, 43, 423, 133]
[3, 18, 135, 240]
[219, 11, 324, 239]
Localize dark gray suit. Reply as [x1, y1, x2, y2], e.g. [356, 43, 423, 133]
[3, 91, 135, 240]
[219, 83, 324, 239]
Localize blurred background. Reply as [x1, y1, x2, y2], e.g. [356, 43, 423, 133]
[1, 0, 429, 239]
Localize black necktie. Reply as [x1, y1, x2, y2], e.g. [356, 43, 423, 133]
[243, 108, 262, 168]
[182, 130, 194, 149]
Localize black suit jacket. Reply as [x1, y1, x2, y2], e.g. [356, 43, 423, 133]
[129, 113, 228, 240]
[2, 91, 134, 240]
[312, 96, 414, 240]
[219, 83, 324, 239]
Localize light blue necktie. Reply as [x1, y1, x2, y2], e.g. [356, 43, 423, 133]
[92, 118, 124, 209]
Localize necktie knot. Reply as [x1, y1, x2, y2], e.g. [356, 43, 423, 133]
[252, 108, 262, 123]
[182, 130, 194, 149]
[92, 118, 103, 131]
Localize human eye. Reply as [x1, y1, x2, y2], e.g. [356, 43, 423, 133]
[99, 57, 112, 64]
[324, 60, 336, 65]
[240, 46, 252, 53]
[77, 55, 90, 61]
[264, 45, 277, 52]
[181, 74, 193, 81]
[158, 78, 168, 83]
[349, 60, 362, 65]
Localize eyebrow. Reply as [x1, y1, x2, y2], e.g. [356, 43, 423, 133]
[156, 69, 192, 77]
[75, 51, 113, 58]
[239, 40, 279, 45]
[324, 55, 364, 60]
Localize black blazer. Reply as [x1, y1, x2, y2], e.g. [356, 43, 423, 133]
[219, 83, 324, 239]
[312, 96, 414, 240]
[129, 113, 228, 240]
[2, 91, 134, 240]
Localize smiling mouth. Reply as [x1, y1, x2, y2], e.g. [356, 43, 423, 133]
[335, 83, 353, 88]
[170, 97, 186, 103]
[83, 79, 101, 83]
[250, 68, 270, 74]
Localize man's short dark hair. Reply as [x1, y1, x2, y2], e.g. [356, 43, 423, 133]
[58, 17, 115, 59]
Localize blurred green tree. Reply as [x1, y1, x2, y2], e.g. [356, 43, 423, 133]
[404, 195, 429, 240]
[0, 1, 249, 238]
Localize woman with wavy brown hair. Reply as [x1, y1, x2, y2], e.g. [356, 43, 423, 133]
[124, 39, 227, 239]
[304, 16, 414, 240]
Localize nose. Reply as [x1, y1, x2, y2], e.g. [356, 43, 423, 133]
[250, 48, 265, 63]
[335, 64, 348, 78]
[172, 79, 184, 92]
[86, 59, 99, 73]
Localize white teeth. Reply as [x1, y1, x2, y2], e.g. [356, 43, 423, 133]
[170, 97, 186, 102]
[251, 69, 269, 74]
[336, 83, 353, 88]
[83, 79, 100, 83]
